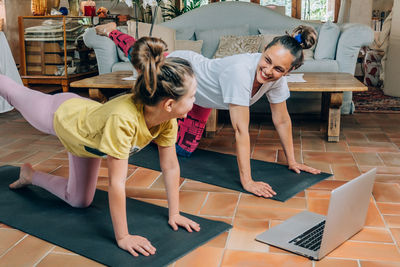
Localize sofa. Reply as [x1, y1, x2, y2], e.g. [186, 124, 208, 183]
[83, 2, 373, 114]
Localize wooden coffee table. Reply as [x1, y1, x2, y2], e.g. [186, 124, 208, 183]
[71, 71, 367, 142]
[205, 72, 367, 142]
[69, 71, 135, 103]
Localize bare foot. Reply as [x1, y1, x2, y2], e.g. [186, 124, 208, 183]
[95, 22, 117, 36]
[9, 163, 34, 189]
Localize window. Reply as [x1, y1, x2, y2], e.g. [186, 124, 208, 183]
[260, 0, 292, 17]
[301, 0, 335, 21]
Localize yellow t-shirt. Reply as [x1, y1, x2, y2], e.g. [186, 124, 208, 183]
[53, 94, 177, 159]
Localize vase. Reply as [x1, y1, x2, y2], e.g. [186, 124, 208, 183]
[31, 0, 47, 15]
[68, 0, 80, 16]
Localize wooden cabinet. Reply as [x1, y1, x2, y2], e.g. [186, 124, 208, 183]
[19, 16, 98, 92]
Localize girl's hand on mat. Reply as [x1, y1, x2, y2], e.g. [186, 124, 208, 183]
[169, 214, 201, 232]
[288, 162, 321, 175]
[243, 181, 276, 198]
[117, 235, 156, 257]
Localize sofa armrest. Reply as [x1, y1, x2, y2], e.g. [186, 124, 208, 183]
[83, 28, 119, 74]
[336, 23, 374, 74]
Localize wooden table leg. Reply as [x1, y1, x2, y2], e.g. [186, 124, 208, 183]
[89, 88, 107, 103]
[327, 92, 343, 142]
[205, 109, 218, 138]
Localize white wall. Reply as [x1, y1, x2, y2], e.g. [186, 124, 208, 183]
[384, 0, 400, 96]
[349, 0, 373, 25]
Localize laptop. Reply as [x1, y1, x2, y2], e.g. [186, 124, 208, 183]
[256, 168, 376, 260]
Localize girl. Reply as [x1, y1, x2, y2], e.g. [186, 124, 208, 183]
[96, 23, 321, 199]
[0, 36, 200, 257]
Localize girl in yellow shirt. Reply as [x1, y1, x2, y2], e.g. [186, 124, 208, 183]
[0, 37, 199, 257]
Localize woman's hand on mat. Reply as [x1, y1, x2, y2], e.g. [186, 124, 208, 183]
[117, 235, 156, 257]
[243, 180, 276, 198]
[169, 214, 201, 232]
[288, 162, 321, 175]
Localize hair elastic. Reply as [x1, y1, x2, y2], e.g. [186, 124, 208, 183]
[294, 33, 302, 44]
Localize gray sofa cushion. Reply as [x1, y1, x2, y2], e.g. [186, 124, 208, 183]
[112, 62, 134, 72]
[176, 26, 196, 40]
[195, 24, 250, 58]
[314, 21, 341, 60]
[294, 59, 339, 73]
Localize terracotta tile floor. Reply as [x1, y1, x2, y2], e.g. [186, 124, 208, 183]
[1, 110, 400, 266]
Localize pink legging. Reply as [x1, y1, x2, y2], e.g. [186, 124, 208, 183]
[0, 75, 101, 208]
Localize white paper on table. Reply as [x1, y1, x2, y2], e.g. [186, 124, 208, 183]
[122, 75, 137, 81]
[286, 73, 306, 83]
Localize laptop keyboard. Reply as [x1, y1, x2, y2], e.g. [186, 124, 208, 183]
[289, 221, 326, 251]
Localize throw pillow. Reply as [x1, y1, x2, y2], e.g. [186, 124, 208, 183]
[314, 21, 340, 60]
[127, 21, 176, 52]
[195, 25, 250, 58]
[214, 35, 263, 59]
[175, 40, 203, 54]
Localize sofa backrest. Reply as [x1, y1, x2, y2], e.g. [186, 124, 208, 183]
[161, 2, 321, 57]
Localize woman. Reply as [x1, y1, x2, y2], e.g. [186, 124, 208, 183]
[96, 23, 321, 199]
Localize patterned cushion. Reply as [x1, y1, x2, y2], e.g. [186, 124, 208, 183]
[195, 25, 250, 58]
[214, 35, 263, 59]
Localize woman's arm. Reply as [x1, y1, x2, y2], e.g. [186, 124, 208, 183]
[107, 155, 156, 257]
[270, 101, 320, 174]
[229, 104, 276, 198]
[158, 145, 200, 232]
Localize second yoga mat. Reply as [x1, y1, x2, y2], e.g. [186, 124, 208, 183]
[129, 144, 332, 202]
[0, 165, 231, 267]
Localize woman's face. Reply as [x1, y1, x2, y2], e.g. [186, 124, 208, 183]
[171, 76, 197, 119]
[256, 44, 295, 84]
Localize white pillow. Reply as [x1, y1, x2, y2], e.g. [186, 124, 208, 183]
[175, 40, 203, 54]
[127, 21, 176, 52]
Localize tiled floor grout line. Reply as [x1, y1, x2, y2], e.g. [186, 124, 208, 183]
[218, 193, 243, 267]
[371, 191, 400, 253]
[0, 234, 28, 259]
[198, 192, 210, 215]
[125, 166, 140, 182]
[147, 172, 162, 188]
[33, 245, 56, 266]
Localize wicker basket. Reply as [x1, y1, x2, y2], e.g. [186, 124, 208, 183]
[31, 0, 47, 16]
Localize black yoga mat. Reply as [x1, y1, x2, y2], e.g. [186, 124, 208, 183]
[0, 165, 231, 267]
[129, 144, 332, 202]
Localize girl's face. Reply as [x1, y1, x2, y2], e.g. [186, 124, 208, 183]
[171, 76, 197, 119]
[256, 44, 295, 84]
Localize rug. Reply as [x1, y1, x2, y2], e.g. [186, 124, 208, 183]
[353, 86, 400, 113]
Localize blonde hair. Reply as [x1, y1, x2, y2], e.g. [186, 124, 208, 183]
[130, 36, 194, 106]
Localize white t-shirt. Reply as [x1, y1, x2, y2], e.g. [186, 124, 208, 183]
[168, 51, 290, 110]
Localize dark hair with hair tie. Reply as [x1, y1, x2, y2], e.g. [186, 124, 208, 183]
[264, 25, 318, 70]
[130, 37, 194, 106]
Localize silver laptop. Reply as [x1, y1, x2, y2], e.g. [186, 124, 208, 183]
[256, 168, 376, 260]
